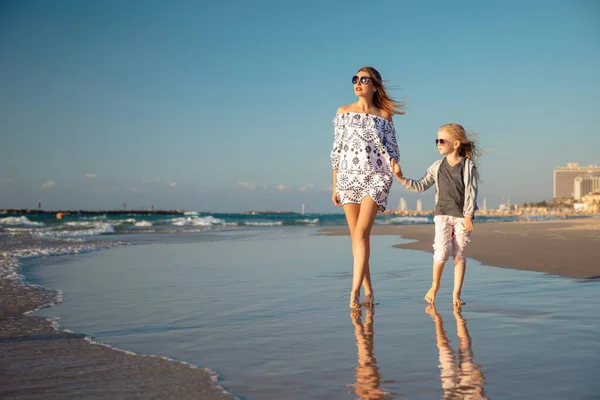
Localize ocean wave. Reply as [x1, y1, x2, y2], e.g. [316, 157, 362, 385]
[0, 240, 125, 281]
[243, 221, 284, 226]
[0, 216, 45, 226]
[295, 218, 320, 224]
[169, 216, 224, 227]
[35, 222, 115, 238]
[87, 215, 108, 220]
[113, 218, 137, 225]
[376, 216, 431, 225]
[134, 220, 152, 227]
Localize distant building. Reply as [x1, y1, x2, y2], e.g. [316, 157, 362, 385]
[554, 162, 600, 199]
[482, 198, 488, 212]
[416, 199, 423, 212]
[580, 192, 600, 213]
[399, 197, 407, 212]
[574, 176, 600, 200]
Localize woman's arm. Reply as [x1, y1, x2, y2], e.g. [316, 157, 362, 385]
[331, 110, 344, 206]
[383, 119, 400, 168]
[332, 169, 341, 206]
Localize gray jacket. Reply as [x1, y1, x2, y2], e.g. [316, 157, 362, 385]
[403, 158, 479, 217]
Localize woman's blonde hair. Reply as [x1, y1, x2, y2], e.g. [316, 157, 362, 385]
[358, 66, 405, 115]
[439, 123, 482, 163]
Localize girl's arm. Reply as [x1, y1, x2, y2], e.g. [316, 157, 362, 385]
[463, 165, 479, 217]
[402, 163, 437, 193]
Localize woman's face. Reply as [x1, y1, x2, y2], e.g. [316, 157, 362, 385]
[353, 71, 377, 98]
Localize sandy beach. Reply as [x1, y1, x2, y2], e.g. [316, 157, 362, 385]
[0, 284, 235, 400]
[319, 217, 600, 279]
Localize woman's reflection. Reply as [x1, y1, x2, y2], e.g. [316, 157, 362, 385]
[349, 308, 389, 399]
[426, 305, 487, 399]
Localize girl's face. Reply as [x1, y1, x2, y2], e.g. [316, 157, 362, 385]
[353, 71, 377, 98]
[436, 130, 459, 156]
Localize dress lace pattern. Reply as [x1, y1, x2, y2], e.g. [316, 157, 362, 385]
[330, 112, 400, 212]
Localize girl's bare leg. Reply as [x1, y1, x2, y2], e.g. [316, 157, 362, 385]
[453, 261, 466, 306]
[426, 216, 451, 305]
[452, 217, 470, 306]
[425, 260, 445, 304]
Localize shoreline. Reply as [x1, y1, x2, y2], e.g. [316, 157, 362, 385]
[1, 209, 190, 215]
[318, 217, 600, 279]
[0, 239, 236, 399]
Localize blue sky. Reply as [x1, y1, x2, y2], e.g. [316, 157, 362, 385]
[1, 0, 599, 212]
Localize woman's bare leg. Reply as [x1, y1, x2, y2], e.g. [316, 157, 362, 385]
[344, 197, 379, 307]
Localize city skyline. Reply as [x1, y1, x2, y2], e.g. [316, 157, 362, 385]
[553, 162, 600, 199]
[1, 1, 599, 212]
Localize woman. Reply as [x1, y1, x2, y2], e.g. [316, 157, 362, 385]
[330, 66, 404, 309]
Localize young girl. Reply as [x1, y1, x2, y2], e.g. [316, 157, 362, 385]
[393, 123, 480, 306]
[331, 66, 404, 309]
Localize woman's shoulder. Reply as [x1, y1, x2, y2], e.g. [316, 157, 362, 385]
[378, 110, 392, 121]
[336, 104, 353, 115]
[335, 105, 392, 121]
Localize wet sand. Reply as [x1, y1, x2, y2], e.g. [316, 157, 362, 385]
[0, 239, 236, 400]
[319, 217, 600, 279]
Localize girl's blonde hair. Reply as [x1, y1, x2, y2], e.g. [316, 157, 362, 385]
[439, 123, 482, 163]
[358, 66, 405, 116]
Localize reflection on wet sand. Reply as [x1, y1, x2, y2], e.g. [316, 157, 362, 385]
[426, 305, 487, 399]
[349, 309, 390, 399]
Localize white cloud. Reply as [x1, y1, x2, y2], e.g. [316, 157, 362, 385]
[85, 173, 98, 179]
[42, 181, 55, 189]
[298, 184, 315, 192]
[168, 182, 177, 187]
[0, 177, 12, 184]
[235, 181, 257, 190]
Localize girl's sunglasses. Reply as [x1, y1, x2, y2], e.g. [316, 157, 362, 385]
[436, 139, 451, 146]
[352, 76, 371, 85]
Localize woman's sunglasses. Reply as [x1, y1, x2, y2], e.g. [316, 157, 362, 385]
[352, 76, 371, 85]
[436, 139, 451, 146]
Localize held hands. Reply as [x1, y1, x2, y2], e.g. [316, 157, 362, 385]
[390, 158, 406, 184]
[463, 216, 474, 232]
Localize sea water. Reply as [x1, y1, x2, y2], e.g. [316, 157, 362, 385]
[22, 225, 599, 399]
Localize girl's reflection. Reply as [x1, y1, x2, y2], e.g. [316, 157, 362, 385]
[426, 305, 487, 399]
[349, 309, 390, 399]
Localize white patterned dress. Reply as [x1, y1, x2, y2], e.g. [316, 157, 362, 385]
[330, 112, 400, 212]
